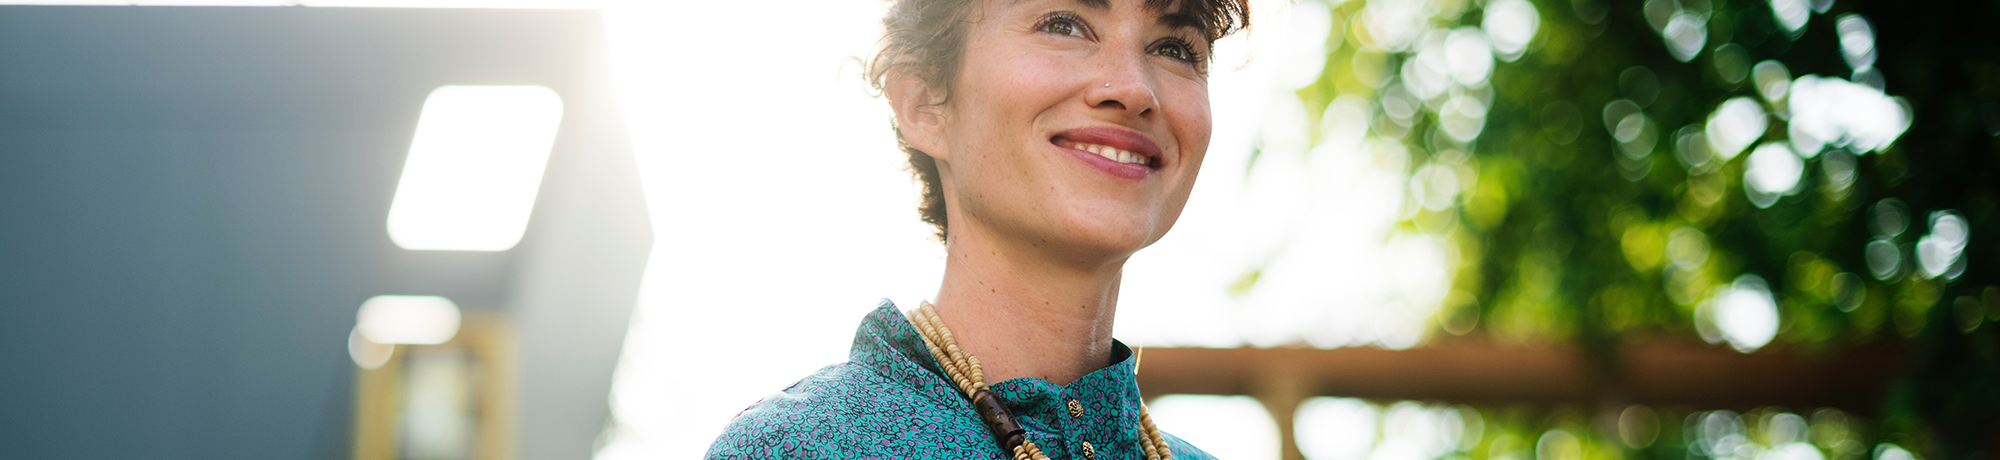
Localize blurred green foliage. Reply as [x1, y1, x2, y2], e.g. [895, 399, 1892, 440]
[1280, 0, 2000, 457]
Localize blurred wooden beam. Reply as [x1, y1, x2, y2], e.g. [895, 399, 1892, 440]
[1136, 340, 1904, 414]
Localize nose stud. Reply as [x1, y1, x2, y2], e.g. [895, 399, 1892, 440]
[1104, 83, 1111, 87]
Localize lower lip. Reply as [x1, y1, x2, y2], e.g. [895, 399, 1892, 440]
[1059, 145, 1152, 180]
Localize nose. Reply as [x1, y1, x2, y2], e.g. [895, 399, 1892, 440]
[1086, 51, 1158, 119]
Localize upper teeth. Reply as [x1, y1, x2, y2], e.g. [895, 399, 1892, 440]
[1077, 143, 1146, 165]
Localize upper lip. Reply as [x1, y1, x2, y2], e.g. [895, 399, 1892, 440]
[1052, 126, 1165, 167]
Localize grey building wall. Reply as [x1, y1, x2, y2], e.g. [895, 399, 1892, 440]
[0, 6, 651, 459]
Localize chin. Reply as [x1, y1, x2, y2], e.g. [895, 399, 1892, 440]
[1049, 210, 1164, 264]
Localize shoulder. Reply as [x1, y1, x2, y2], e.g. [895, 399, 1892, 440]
[705, 362, 1000, 459]
[1160, 431, 1219, 460]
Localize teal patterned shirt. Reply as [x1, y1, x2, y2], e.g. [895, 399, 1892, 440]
[706, 300, 1216, 460]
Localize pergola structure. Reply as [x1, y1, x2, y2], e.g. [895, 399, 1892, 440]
[1135, 340, 1905, 460]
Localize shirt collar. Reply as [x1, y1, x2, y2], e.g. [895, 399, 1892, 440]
[849, 300, 1147, 444]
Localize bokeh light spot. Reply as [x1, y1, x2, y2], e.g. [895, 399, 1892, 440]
[1835, 14, 1877, 70]
[356, 295, 462, 345]
[1915, 210, 1968, 280]
[1715, 275, 1780, 353]
[1788, 75, 1909, 154]
[1706, 97, 1768, 160]
[1753, 60, 1793, 102]
[1482, 0, 1539, 62]
[1295, 397, 1378, 460]
[1618, 405, 1661, 448]
[1535, 429, 1581, 460]
[348, 327, 394, 370]
[1713, 44, 1752, 84]
[1149, 395, 1281, 460]
[1744, 142, 1805, 208]
[1768, 0, 1810, 35]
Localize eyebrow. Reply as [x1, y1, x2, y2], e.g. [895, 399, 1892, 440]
[1024, 0, 1206, 35]
[1156, 11, 1203, 35]
[1009, 0, 1111, 9]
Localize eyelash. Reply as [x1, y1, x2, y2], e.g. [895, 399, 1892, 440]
[1153, 37, 1203, 64]
[1035, 12, 1206, 66]
[1036, 12, 1090, 39]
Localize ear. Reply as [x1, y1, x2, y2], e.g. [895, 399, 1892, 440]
[884, 70, 952, 161]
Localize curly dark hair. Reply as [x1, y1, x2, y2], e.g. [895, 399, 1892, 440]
[865, 0, 1251, 242]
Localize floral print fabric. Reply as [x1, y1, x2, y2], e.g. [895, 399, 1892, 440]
[706, 300, 1215, 460]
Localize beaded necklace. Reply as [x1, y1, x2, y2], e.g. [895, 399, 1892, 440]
[907, 301, 1172, 460]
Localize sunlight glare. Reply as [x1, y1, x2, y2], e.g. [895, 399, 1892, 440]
[387, 85, 563, 252]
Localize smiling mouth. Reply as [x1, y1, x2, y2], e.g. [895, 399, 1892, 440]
[1055, 139, 1157, 168]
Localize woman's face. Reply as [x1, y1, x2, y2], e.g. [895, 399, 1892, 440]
[914, 0, 1214, 266]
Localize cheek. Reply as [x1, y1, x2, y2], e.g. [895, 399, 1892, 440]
[1166, 84, 1213, 170]
[956, 47, 1073, 128]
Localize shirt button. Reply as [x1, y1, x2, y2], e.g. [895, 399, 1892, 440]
[1081, 441, 1096, 459]
[1067, 399, 1084, 418]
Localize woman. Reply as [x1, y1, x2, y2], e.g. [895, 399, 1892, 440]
[707, 0, 1249, 457]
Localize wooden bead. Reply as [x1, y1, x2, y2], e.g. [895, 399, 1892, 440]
[970, 388, 1027, 450]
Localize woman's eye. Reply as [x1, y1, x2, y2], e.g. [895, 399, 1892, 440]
[1154, 40, 1200, 63]
[1039, 15, 1087, 38]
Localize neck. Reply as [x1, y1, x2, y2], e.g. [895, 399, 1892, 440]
[929, 225, 1127, 386]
